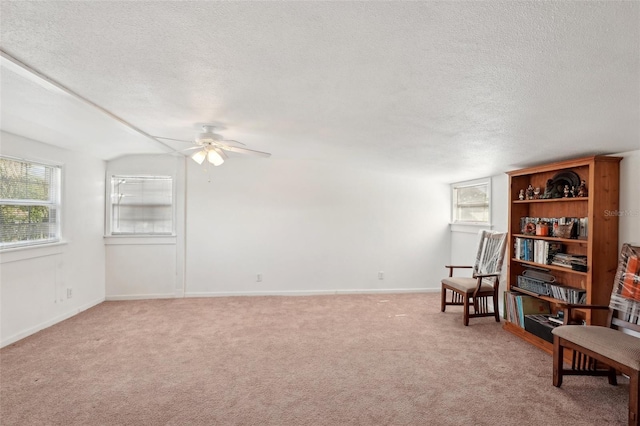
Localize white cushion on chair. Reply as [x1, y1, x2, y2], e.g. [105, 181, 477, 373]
[552, 325, 640, 370]
[441, 277, 494, 294]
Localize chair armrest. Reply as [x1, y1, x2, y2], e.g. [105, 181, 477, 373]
[560, 304, 609, 310]
[444, 265, 473, 278]
[474, 273, 500, 278]
[559, 304, 610, 325]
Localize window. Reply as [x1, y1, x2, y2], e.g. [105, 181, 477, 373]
[452, 178, 491, 224]
[109, 175, 173, 235]
[0, 157, 61, 249]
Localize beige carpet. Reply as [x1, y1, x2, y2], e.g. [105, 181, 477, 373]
[0, 293, 628, 425]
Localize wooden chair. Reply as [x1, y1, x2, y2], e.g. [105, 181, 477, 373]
[440, 230, 507, 326]
[552, 243, 640, 426]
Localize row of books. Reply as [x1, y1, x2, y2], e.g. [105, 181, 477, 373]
[504, 291, 551, 329]
[519, 216, 588, 239]
[514, 238, 563, 264]
[548, 283, 586, 304]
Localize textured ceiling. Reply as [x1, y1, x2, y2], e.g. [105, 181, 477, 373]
[1, 1, 638, 182]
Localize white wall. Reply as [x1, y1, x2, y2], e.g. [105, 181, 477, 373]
[0, 131, 106, 347]
[104, 155, 185, 299]
[617, 149, 640, 245]
[185, 158, 450, 295]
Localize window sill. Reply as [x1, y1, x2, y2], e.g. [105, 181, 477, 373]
[0, 241, 67, 264]
[104, 235, 177, 245]
[450, 223, 493, 234]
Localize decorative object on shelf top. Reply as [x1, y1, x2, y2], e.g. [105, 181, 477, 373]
[541, 179, 555, 199]
[576, 180, 588, 197]
[532, 170, 583, 200]
[526, 184, 535, 200]
[550, 170, 581, 198]
[533, 186, 541, 199]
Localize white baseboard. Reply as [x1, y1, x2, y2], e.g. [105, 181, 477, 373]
[0, 288, 441, 347]
[185, 287, 440, 298]
[1, 297, 104, 348]
[105, 293, 176, 301]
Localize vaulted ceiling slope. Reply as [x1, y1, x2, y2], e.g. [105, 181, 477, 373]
[1, 2, 638, 182]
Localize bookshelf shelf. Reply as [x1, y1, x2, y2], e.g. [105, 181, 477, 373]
[512, 234, 588, 245]
[512, 198, 589, 204]
[504, 155, 621, 350]
[510, 286, 590, 307]
[511, 258, 588, 275]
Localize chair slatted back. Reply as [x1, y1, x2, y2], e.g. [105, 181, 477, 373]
[607, 244, 640, 331]
[473, 231, 508, 279]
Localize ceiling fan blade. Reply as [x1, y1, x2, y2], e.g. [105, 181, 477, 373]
[223, 146, 271, 157]
[160, 146, 201, 157]
[153, 136, 193, 143]
[221, 139, 246, 146]
[175, 146, 201, 153]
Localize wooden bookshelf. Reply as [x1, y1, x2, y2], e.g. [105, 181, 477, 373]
[503, 155, 621, 349]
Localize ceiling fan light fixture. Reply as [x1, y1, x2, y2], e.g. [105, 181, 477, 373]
[191, 149, 207, 164]
[207, 149, 225, 166]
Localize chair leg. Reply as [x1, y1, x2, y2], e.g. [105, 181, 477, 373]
[441, 285, 446, 312]
[553, 336, 563, 387]
[493, 289, 501, 322]
[463, 295, 470, 326]
[608, 366, 618, 386]
[630, 371, 639, 426]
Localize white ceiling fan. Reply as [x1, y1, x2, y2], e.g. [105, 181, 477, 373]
[155, 125, 271, 166]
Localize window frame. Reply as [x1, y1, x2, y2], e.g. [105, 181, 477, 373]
[106, 174, 175, 236]
[0, 155, 62, 250]
[451, 177, 491, 226]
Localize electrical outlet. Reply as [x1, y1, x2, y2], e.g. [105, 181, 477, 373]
[378, 271, 384, 280]
[66, 288, 73, 299]
[257, 274, 263, 282]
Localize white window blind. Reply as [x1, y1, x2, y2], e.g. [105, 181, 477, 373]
[110, 176, 173, 235]
[452, 179, 490, 224]
[0, 157, 61, 249]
